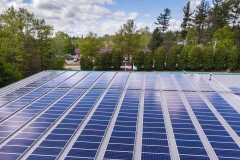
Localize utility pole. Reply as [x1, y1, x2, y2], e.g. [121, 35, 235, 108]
[214, 38, 217, 51]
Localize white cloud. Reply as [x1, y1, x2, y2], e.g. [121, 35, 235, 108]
[169, 19, 182, 31]
[190, 0, 201, 11]
[112, 11, 139, 21]
[143, 13, 152, 18]
[0, 0, 140, 36]
[0, 0, 182, 36]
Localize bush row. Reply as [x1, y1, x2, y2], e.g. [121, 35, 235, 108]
[80, 50, 122, 70]
[80, 44, 240, 71]
[133, 44, 240, 71]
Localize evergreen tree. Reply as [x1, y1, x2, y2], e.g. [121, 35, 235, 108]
[209, 0, 227, 33]
[112, 50, 122, 70]
[166, 45, 182, 70]
[154, 47, 166, 70]
[194, 0, 210, 44]
[213, 25, 235, 48]
[214, 44, 228, 70]
[80, 56, 94, 70]
[229, 0, 240, 48]
[132, 51, 144, 70]
[181, 1, 194, 39]
[155, 8, 171, 33]
[148, 28, 163, 52]
[144, 52, 153, 71]
[188, 46, 203, 70]
[227, 47, 239, 71]
[202, 46, 214, 70]
[178, 46, 191, 70]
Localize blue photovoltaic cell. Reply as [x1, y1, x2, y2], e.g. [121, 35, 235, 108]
[0, 88, 33, 107]
[92, 72, 115, 89]
[25, 71, 63, 87]
[142, 153, 171, 160]
[184, 92, 240, 159]
[203, 92, 240, 136]
[26, 155, 57, 160]
[141, 91, 170, 159]
[0, 89, 66, 146]
[188, 74, 214, 92]
[145, 73, 159, 90]
[159, 73, 176, 90]
[0, 89, 74, 159]
[29, 89, 103, 158]
[110, 72, 129, 89]
[75, 72, 102, 88]
[104, 90, 140, 159]
[58, 72, 89, 88]
[174, 74, 196, 91]
[1, 72, 240, 160]
[165, 91, 208, 157]
[67, 90, 122, 159]
[229, 87, 240, 95]
[104, 151, 133, 160]
[127, 73, 142, 90]
[42, 72, 77, 88]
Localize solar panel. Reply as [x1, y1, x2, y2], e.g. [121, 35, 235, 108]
[0, 71, 240, 160]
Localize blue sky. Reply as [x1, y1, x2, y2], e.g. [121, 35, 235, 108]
[3, 0, 203, 36]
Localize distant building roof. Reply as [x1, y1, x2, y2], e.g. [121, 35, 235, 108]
[99, 47, 112, 54]
[74, 48, 80, 54]
[139, 48, 150, 53]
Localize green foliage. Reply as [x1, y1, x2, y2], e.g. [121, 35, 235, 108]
[178, 46, 191, 70]
[154, 47, 166, 70]
[80, 56, 94, 70]
[181, 2, 194, 39]
[188, 46, 203, 70]
[194, 0, 210, 43]
[95, 52, 112, 70]
[144, 52, 153, 71]
[112, 50, 122, 70]
[155, 8, 171, 32]
[214, 44, 228, 70]
[132, 51, 144, 70]
[148, 28, 163, 52]
[78, 32, 103, 58]
[0, 58, 22, 87]
[213, 25, 235, 48]
[112, 20, 140, 59]
[227, 47, 239, 70]
[202, 46, 214, 70]
[210, 0, 229, 34]
[139, 32, 151, 49]
[186, 28, 197, 45]
[166, 45, 182, 70]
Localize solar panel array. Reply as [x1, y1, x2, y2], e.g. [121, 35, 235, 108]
[0, 71, 240, 160]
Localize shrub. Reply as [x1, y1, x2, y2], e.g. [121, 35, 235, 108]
[80, 56, 94, 70]
[144, 52, 153, 71]
[188, 46, 203, 70]
[202, 46, 214, 71]
[154, 47, 166, 70]
[214, 44, 228, 70]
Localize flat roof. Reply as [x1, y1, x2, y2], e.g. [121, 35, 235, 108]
[0, 71, 240, 160]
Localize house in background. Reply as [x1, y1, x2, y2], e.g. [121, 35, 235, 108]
[74, 48, 81, 59]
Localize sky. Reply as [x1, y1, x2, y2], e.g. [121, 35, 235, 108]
[1, 0, 203, 37]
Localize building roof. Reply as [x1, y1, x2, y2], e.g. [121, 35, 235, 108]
[0, 71, 240, 159]
[74, 48, 80, 54]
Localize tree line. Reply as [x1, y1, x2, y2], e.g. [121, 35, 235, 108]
[79, 0, 240, 71]
[1, 0, 240, 87]
[0, 7, 74, 87]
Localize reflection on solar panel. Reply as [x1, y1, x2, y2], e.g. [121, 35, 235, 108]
[0, 71, 240, 160]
